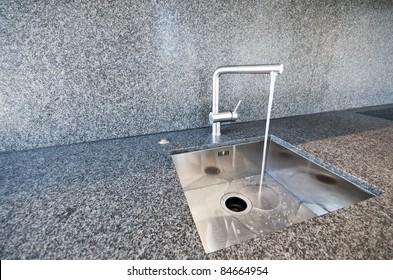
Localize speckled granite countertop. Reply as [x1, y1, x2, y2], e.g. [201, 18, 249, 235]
[1, 105, 392, 259]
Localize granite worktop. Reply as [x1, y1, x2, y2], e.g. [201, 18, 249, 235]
[1, 105, 392, 259]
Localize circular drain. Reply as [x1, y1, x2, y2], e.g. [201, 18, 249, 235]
[221, 193, 252, 215]
[315, 174, 337, 185]
[204, 166, 220, 175]
[225, 197, 247, 212]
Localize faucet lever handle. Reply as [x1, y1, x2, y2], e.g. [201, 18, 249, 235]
[230, 99, 242, 122]
[209, 100, 242, 124]
[233, 100, 242, 114]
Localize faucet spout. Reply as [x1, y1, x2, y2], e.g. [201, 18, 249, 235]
[210, 64, 283, 137]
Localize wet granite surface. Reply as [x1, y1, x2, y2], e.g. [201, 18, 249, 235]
[0, 105, 392, 259]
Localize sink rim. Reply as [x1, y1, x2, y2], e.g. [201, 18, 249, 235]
[170, 135, 383, 253]
[171, 135, 382, 197]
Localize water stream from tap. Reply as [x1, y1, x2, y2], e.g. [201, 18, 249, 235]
[257, 71, 278, 208]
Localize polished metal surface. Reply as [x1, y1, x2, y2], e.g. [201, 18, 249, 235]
[210, 64, 283, 136]
[171, 138, 378, 253]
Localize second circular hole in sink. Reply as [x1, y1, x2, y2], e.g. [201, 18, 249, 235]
[315, 174, 337, 185]
[204, 166, 221, 175]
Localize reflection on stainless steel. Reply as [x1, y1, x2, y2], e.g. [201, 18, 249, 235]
[171, 137, 381, 253]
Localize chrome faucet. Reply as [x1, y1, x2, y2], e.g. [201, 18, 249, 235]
[209, 64, 284, 137]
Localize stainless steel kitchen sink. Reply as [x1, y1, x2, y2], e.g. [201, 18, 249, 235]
[171, 136, 382, 253]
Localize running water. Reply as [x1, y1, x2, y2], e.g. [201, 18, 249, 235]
[257, 71, 278, 208]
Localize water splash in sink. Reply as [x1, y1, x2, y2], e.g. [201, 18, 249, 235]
[222, 174, 316, 235]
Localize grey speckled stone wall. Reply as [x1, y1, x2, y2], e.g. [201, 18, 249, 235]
[1, 0, 393, 152]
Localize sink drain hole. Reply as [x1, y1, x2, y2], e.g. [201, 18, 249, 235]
[315, 174, 337, 185]
[221, 193, 252, 215]
[225, 196, 248, 212]
[204, 166, 220, 175]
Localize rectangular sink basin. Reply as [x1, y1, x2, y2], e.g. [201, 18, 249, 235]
[171, 135, 382, 253]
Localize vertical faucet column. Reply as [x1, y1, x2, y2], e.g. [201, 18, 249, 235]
[209, 64, 284, 137]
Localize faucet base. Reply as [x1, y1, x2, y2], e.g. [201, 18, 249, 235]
[212, 123, 220, 137]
